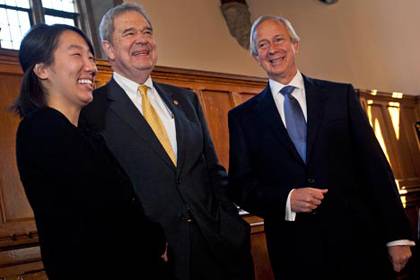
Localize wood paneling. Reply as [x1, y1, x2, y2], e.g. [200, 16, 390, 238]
[359, 90, 420, 192]
[199, 89, 235, 168]
[0, 49, 419, 279]
[0, 51, 38, 256]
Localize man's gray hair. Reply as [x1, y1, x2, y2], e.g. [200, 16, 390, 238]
[99, 3, 153, 42]
[249, 15, 300, 56]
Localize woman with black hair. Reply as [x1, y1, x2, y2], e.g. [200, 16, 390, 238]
[13, 24, 171, 279]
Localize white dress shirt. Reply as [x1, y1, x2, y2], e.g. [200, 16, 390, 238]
[270, 72, 414, 247]
[270, 71, 307, 127]
[113, 72, 178, 158]
[269, 71, 305, 222]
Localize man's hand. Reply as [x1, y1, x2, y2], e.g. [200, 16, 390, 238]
[388, 245, 412, 272]
[290, 188, 328, 213]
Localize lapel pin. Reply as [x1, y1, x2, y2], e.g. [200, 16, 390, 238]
[173, 100, 179, 106]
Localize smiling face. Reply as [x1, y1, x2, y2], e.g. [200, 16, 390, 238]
[254, 19, 299, 84]
[35, 30, 97, 111]
[102, 10, 157, 83]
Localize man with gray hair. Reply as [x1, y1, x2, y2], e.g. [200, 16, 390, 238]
[81, 3, 254, 280]
[228, 15, 414, 279]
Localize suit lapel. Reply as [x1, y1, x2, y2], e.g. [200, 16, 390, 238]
[153, 83, 186, 172]
[106, 79, 175, 169]
[304, 76, 327, 163]
[257, 85, 305, 164]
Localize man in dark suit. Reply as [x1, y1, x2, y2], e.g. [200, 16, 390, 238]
[80, 3, 253, 280]
[228, 15, 414, 279]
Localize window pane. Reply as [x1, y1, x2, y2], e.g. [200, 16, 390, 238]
[42, 0, 76, 13]
[0, 7, 30, 49]
[41, 0, 53, 8]
[45, 15, 75, 26]
[2, 0, 30, 9]
[0, 8, 7, 25]
[62, 0, 76, 13]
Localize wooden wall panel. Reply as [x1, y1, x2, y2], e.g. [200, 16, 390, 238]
[366, 102, 398, 171]
[0, 75, 33, 220]
[0, 55, 38, 251]
[400, 107, 420, 179]
[198, 89, 235, 168]
[359, 90, 420, 192]
[235, 92, 258, 105]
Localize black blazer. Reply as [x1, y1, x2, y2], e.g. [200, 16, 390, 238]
[228, 76, 412, 280]
[16, 108, 170, 279]
[81, 79, 253, 280]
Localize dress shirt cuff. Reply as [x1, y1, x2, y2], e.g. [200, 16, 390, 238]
[386, 240, 416, 247]
[285, 189, 296, 221]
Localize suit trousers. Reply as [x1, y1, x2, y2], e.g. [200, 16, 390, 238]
[189, 222, 229, 280]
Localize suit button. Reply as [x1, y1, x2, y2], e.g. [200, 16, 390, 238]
[184, 217, 193, 223]
[181, 210, 193, 223]
[182, 215, 193, 223]
[307, 178, 315, 184]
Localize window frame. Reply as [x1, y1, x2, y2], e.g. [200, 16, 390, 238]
[0, 3, 33, 25]
[0, 0, 94, 51]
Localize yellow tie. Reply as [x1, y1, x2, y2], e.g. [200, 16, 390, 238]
[138, 85, 176, 165]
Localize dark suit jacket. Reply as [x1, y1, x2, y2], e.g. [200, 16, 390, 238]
[81, 79, 253, 280]
[16, 107, 169, 280]
[228, 76, 412, 280]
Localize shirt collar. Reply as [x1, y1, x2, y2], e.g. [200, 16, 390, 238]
[113, 71, 154, 95]
[269, 71, 304, 95]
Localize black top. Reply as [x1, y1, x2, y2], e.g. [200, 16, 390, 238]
[16, 107, 170, 279]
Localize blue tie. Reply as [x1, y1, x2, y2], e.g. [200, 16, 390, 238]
[280, 86, 307, 162]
